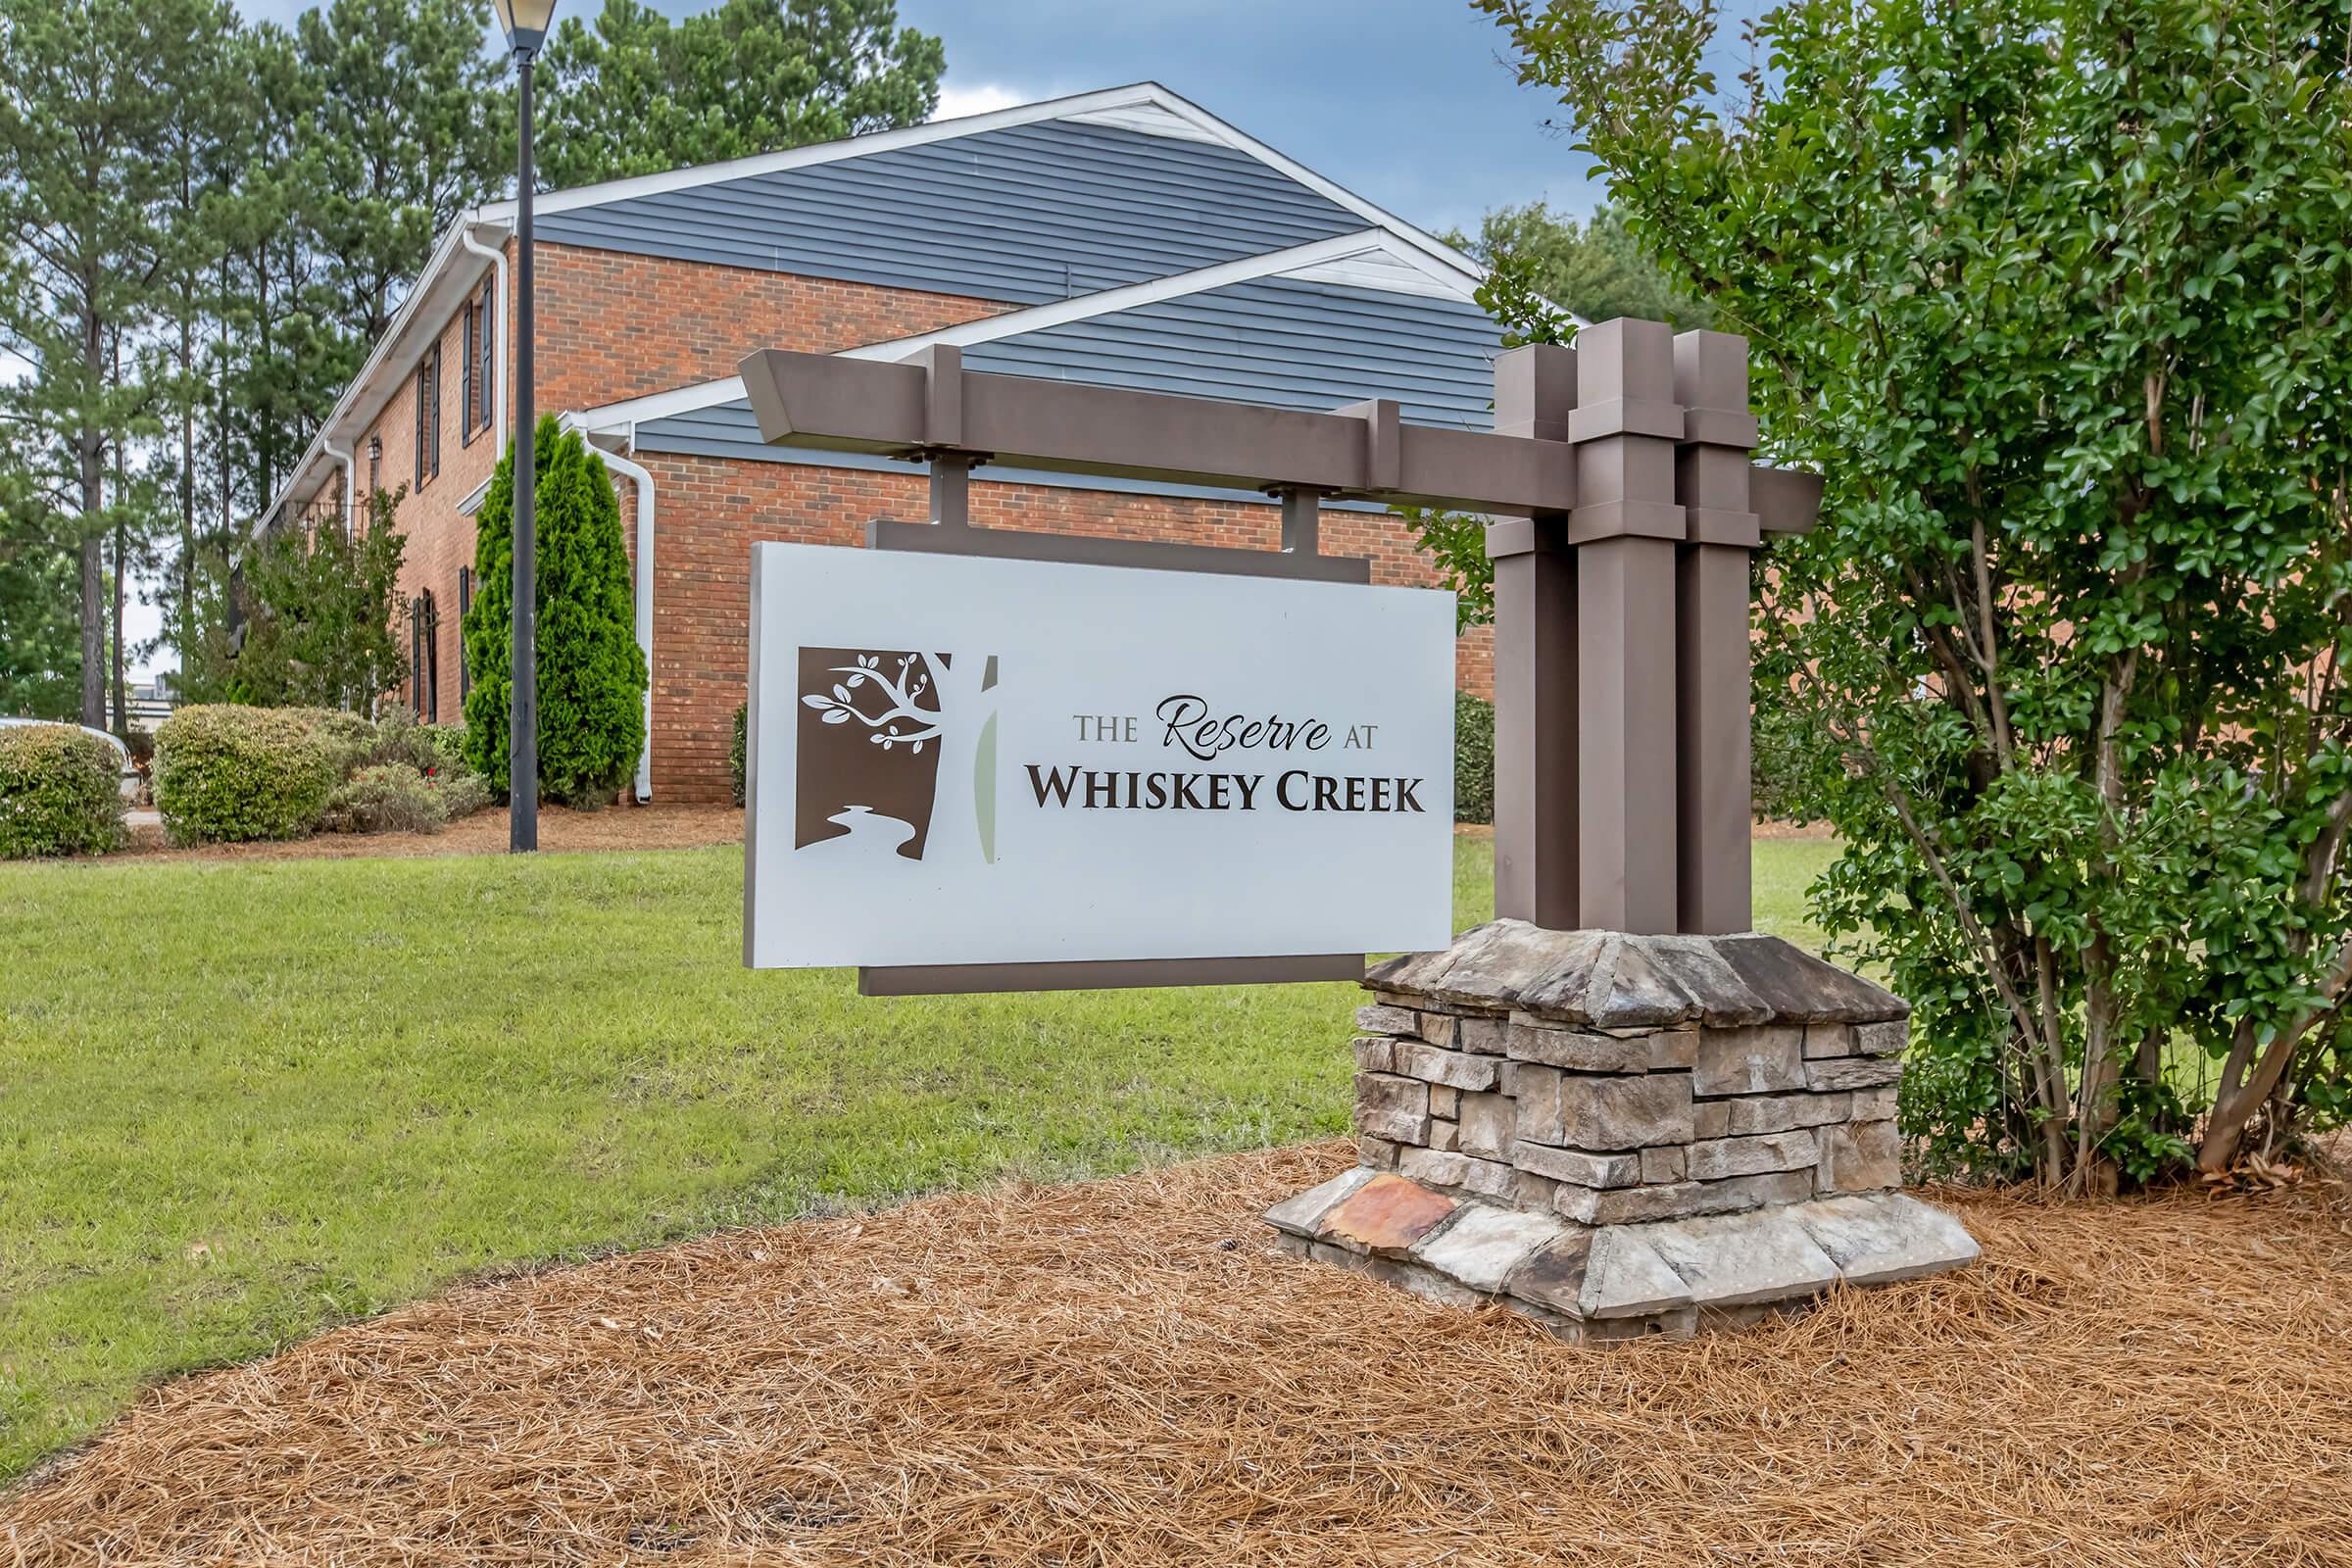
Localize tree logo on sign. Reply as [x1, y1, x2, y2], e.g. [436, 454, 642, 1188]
[793, 646, 1000, 864]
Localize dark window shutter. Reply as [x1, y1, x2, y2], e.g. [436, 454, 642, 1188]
[430, 346, 442, 477]
[414, 366, 427, 487]
[461, 308, 475, 446]
[477, 285, 495, 435]
[421, 590, 439, 722]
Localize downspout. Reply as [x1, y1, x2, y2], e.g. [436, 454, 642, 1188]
[588, 438, 657, 802]
[459, 222, 509, 454]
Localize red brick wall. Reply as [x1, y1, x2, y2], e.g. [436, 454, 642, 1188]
[354, 287, 503, 726]
[533, 245, 1014, 415]
[348, 239, 1494, 783]
[629, 451, 1494, 803]
[356, 242, 1021, 726]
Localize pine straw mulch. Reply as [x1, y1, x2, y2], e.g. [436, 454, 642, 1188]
[9, 1145, 2352, 1567]
[117, 803, 746, 862]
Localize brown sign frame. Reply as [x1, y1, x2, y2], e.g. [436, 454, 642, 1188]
[739, 323, 1823, 996]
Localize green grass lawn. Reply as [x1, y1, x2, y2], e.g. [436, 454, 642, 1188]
[0, 832, 1838, 1482]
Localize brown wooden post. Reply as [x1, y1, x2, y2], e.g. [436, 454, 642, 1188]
[1673, 331, 1762, 934]
[1568, 319, 1684, 934]
[1488, 344, 1579, 929]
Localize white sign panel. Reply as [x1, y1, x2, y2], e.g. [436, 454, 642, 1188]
[744, 542, 1455, 970]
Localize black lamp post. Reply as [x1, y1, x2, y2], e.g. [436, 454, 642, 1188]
[493, 0, 557, 852]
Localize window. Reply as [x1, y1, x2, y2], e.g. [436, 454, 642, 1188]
[414, 345, 441, 488]
[459, 281, 496, 440]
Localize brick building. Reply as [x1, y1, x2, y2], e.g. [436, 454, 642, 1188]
[263, 83, 1527, 804]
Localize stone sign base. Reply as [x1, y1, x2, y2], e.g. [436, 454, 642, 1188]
[1264, 920, 1980, 1340]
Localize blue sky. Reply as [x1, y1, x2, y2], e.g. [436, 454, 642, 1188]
[894, 0, 1599, 234]
[229, 0, 1606, 236]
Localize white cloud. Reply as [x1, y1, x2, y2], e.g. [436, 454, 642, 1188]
[931, 81, 1029, 122]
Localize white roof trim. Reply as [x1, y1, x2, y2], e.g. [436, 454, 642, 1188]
[1137, 83, 1490, 288]
[567, 230, 1470, 434]
[480, 82, 1178, 221]
[257, 217, 510, 531]
[838, 232, 1467, 360]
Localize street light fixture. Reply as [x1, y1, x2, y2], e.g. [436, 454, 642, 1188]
[494, 0, 557, 851]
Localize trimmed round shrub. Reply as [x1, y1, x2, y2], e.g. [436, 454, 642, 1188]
[154, 705, 337, 844]
[1454, 692, 1494, 824]
[0, 724, 125, 858]
[322, 763, 450, 835]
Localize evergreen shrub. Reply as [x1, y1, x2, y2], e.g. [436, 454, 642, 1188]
[155, 706, 335, 844]
[463, 417, 648, 808]
[0, 725, 125, 858]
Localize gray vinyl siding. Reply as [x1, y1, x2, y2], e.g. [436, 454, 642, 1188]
[960, 276, 1500, 429]
[537, 120, 1366, 304]
[632, 276, 1503, 472]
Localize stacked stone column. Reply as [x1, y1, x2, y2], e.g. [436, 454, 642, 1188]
[1267, 922, 1978, 1339]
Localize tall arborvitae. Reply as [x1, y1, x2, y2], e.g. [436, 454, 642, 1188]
[462, 418, 646, 806]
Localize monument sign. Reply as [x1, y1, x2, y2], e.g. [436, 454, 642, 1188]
[743, 543, 1456, 976]
[734, 320, 1979, 1338]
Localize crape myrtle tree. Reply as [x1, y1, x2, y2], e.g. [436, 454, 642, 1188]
[1453, 0, 2352, 1190]
[462, 418, 647, 807]
[231, 490, 408, 710]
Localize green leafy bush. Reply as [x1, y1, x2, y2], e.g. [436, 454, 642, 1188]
[433, 768, 490, 820]
[322, 763, 449, 835]
[1485, 0, 2352, 1186]
[730, 702, 747, 808]
[296, 708, 379, 779]
[1454, 692, 1494, 824]
[154, 706, 336, 845]
[420, 722, 469, 778]
[463, 417, 649, 808]
[0, 725, 124, 858]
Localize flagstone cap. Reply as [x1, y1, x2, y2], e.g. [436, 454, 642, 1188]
[1367, 920, 1908, 1029]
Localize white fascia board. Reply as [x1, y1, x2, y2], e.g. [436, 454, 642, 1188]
[565, 229, 1453, 432]
[1135, 84, 1491, 291]
[477, 82, 1174, 222]
[257, 216, 511, 532]
[836, 232, 1456, 360]
[569, 378, 746, 436]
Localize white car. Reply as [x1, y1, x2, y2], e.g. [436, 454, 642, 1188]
[0, 716, 143, 801]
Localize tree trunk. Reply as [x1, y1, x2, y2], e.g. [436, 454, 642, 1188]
[78, 528, 105, 727]
[918, 652, 992, 867]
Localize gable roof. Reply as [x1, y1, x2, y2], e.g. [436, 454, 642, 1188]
[261, 82, 1496, 530]
[530, 117, 1366, 304]
[574, 232, 1514, 483]
[481, 82, 1481, 282]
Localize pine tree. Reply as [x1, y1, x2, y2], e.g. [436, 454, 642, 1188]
[0, 0, 227, 727]
[537, 0, 944, 189]
[462, 418, 646, 806]
[295, 0, 510, 347]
